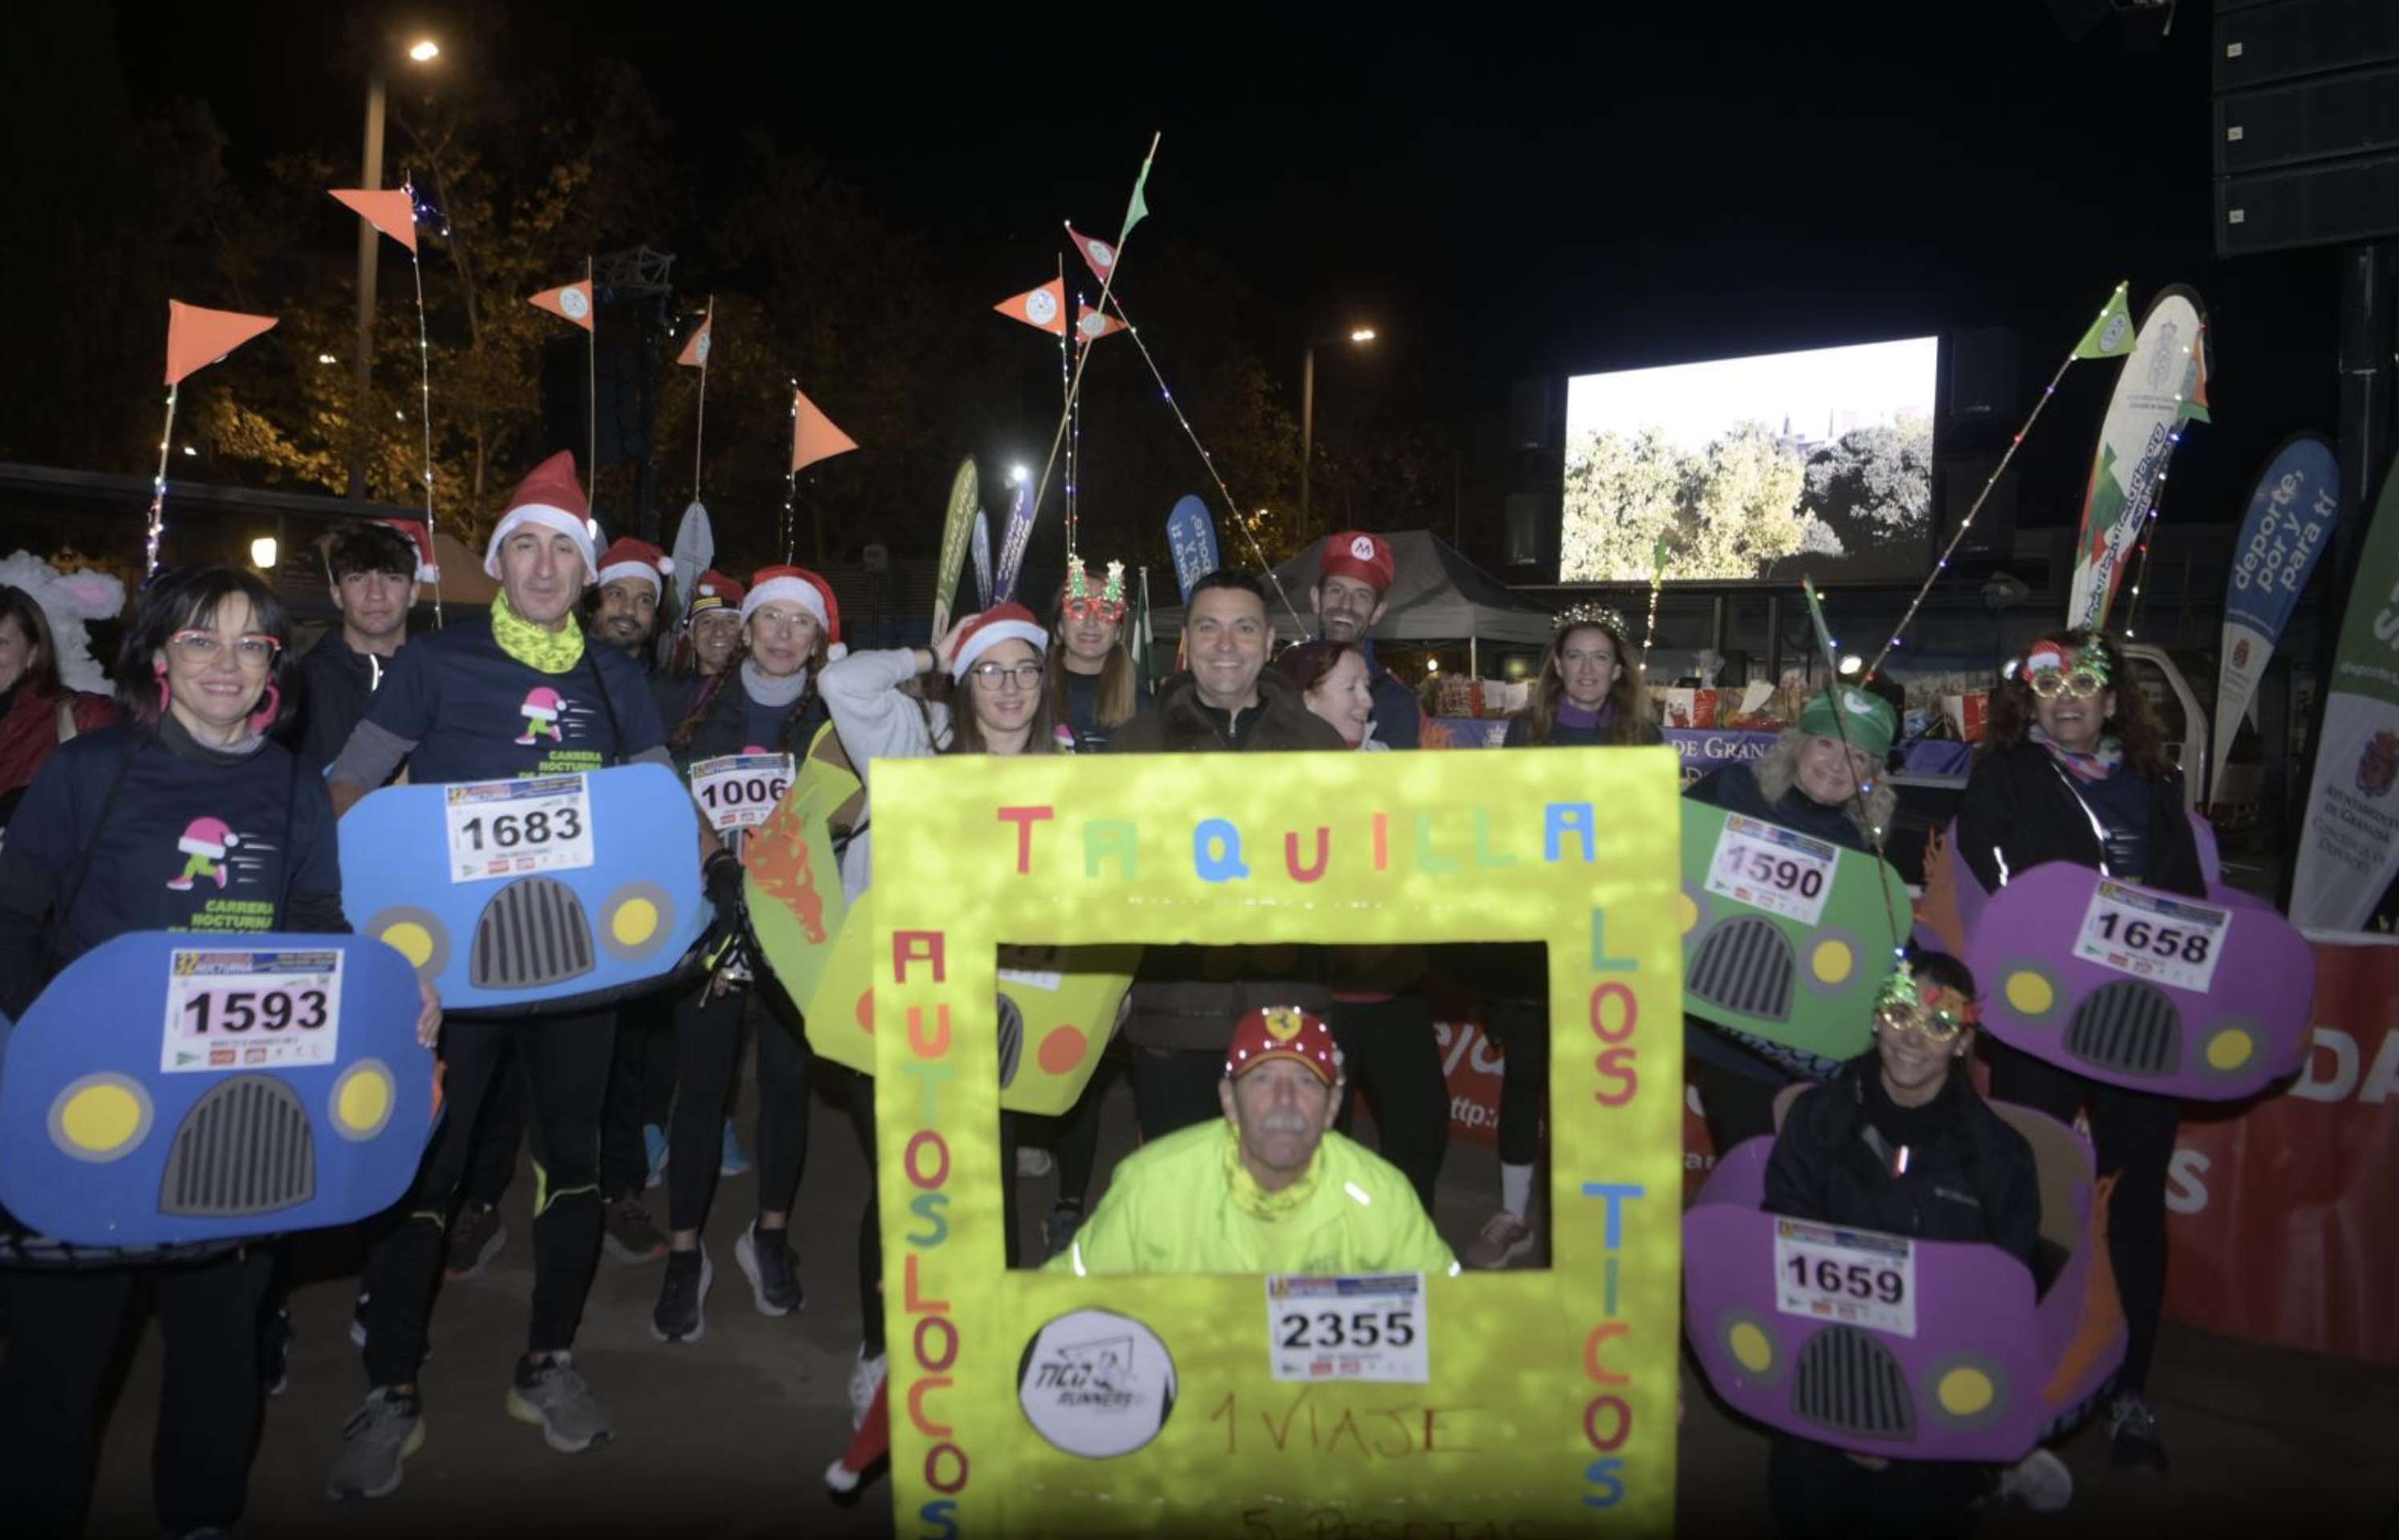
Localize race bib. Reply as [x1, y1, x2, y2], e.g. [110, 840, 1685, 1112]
[2072, 880, 2230, 992]
[444, 774, 594, 882]
[161, 948, 343, 1075]
[690, 753, 794, 833]
[1265, 1273, 1428, 1383]
[1772, 1218, 1916, 1338]
[1705, 814, 1837, 926]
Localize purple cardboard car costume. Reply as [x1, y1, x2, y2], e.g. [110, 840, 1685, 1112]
[1683, 1105, 2126, 1464]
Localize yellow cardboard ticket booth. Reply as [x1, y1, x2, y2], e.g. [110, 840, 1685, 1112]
[867, 747, 1684, 1537]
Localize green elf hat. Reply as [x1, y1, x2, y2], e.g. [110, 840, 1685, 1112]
[1798, 684, 1898, 761]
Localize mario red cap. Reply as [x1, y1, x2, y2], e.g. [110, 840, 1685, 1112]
[597, 537, 671, 595]
[687, 569, 745, 619]
[1321, 531, 1394, 593]
[482, 451, 597, 582]
[1223, 1005, 1343, 1084]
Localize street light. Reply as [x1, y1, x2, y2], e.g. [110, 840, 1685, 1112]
[349, 35, 441, 498]
[1301, 326, 1377, 533]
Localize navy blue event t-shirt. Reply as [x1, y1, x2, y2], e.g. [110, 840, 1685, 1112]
[358, 619, 667, 784]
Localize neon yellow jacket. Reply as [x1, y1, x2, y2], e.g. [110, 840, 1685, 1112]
[1047, 1122, 1458, 1277]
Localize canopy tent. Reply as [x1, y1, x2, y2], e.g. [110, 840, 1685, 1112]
[1151, 529, 1557, 655]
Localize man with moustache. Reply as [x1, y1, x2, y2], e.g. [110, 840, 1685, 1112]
[1048, 1007, 1455, 1276]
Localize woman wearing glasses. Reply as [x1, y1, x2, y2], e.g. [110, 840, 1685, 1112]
[644, 566, 839, 1345]
[1954, 628, 2199, 1476]
[1761, 951, 2053, 1536]
[0, 566, 437, 1536]
[818, 602, 1057, 1419]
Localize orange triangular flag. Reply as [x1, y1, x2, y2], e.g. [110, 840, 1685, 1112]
[330, 188, 418, 253]
[1066, 225, 1118, 286]
[530, 281, 595, 332]
[994, 279, 1066, 335]
[792, 389, 859, 473]
[676, 312, 713, 369]
[164, 301, 278, 387]
[1075, 302, 1125, 345]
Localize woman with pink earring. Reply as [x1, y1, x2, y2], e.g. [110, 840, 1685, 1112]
[0, 565, 440, 1536]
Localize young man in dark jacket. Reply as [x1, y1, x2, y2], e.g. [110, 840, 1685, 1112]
[298, 521, 426, 771]
[1763, 952, 2068, 1534]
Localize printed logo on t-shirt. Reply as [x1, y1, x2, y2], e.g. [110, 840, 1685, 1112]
[164, 815, 280, 933]
[509, 685, 606, 776]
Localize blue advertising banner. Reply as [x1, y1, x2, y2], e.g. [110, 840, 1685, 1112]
[2214, 435, 2340, 796]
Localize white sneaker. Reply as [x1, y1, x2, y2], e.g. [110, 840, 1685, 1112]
[848, 1346, 887, 1430]
[1997, 1447, 2073, 1514]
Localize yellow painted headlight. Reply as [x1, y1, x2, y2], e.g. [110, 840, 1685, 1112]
[1678, 893, 1701, 935]
[331, 1061, 396, 1141]
[2005, 969, 2054, 1016]
[610, 897, 660, 946]
[1812, 938, 1853, 985]
[1729, 1320, 1775, 1375]
[1937, 1365, 1995, 1417]
[49, 1074, 153, 1162]
[382, 921, 436, 969]
[2205, 1027, 2255, 1072]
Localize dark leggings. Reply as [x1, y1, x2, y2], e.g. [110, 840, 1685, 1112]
[1130, 1046, 1226, 1140]
[464, 1002, 668, 1208]
[1049, 1058, 1114, 1210]
[1488, 997, 1549, 1166]
[668, 986, 810, 1234]
[1767, 1433, 1984, 1540]
[846, 1068, 1020, 1355]
[0, 1248, 272, 1537]
[1988, 1040, 2178, 1393]
[358, 1011, 614, 1386]
[1328, 995, 1449, 1213]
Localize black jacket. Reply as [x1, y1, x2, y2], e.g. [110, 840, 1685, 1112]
[1955, 742, 2204, 897]
[1109, 668, 1348, 754]
[296, 628, 397, 771]
[1764, 1060, 2042, 1272]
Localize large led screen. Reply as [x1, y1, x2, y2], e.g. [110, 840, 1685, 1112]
[1561, 336, 1938, 584]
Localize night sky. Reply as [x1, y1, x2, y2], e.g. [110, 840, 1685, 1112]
[112, 1, 2343, 535]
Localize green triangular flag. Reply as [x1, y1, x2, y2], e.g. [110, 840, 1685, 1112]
[1122, 153, 1152, 240]
[2073, 282, 2134, 360]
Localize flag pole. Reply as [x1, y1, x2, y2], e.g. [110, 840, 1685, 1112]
[782, 379, 799, 563]
[693, 294, 712, 502]
[1026, 134, 1157, 553]
[1864, 281, 2128, 682]
[147, 383, 179, 578]
[585, 254, 597, 522]
[404, 176, 443, 627]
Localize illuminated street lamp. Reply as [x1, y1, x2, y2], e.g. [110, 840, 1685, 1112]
[349, 35, 442, 497]
[1301, 326, 1377, 531]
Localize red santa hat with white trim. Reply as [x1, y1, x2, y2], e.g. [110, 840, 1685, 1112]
[375, 519, 441, 583]
[742, 565, 846, 660]
[596, 536, 672, 596]
[482, 451, 598, 582]
[948, 602, 1048, 681]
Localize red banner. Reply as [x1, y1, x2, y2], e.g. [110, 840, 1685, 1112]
[2162, 935, 2399, 1366]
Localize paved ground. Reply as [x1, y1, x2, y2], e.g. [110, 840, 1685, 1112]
[59, 1048, 2399, 1538]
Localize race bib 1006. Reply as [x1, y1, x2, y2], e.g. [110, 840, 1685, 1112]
[2072, 880, 2231, 992]
[161, 948, 343, 1074]
[1772, 1218, 1916, 1338]
[1705, 814, 1837, 926]
[690, 753, 794, 833]
[444, 775, 594, 883]
[1265, 1273, 1428, 1384]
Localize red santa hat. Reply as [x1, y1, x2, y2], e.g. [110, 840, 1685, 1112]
[742, 565, 844, 659]
[949, 602, 1048, 681]
[177, 817, 240, 861]
[1320, 530, 1395, 593]
[596, 537, 671, 596]
[375, 519, 441, 583]
[685, 569, 745, 620]
[482, 451, 598, 582]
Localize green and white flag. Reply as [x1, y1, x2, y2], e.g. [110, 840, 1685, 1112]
[2072, 281, 2134, 360]
[2289, 448, 2399, 930]
[2068, 287, 2206, 629]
